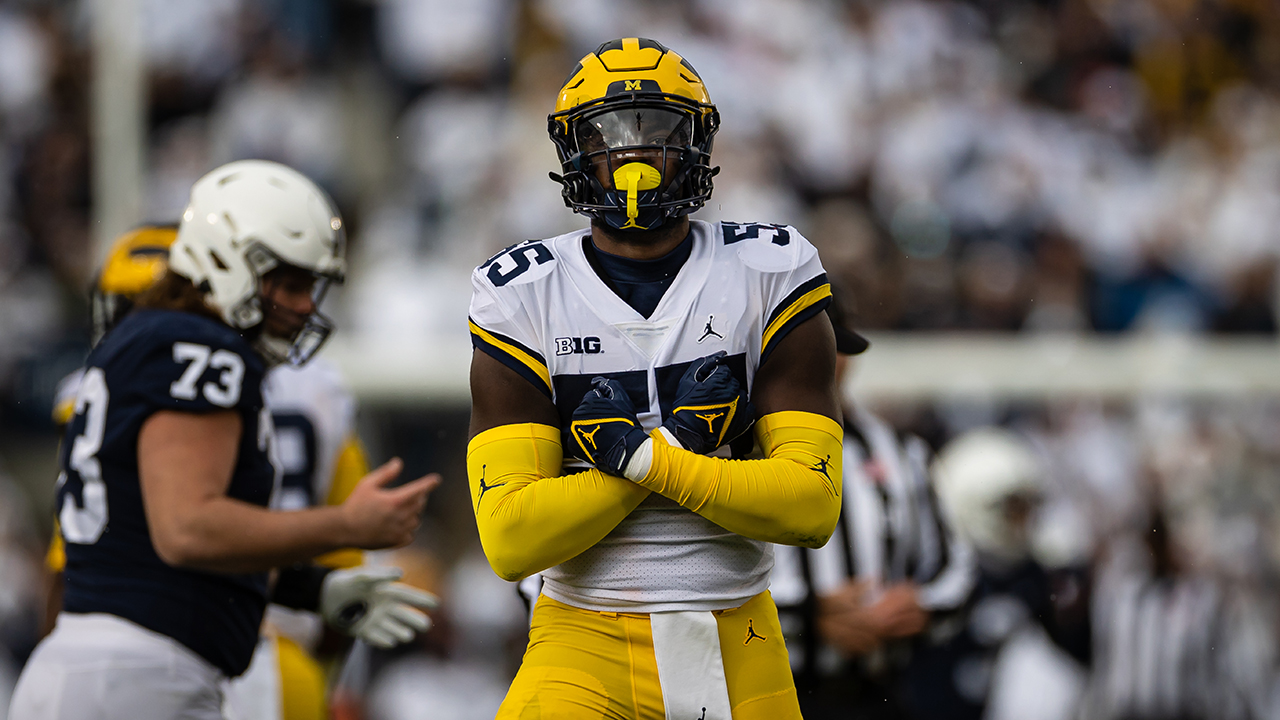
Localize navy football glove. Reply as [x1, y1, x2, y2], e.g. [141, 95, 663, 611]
[662, 351, 754, 455]
[570, 377, 651, 478]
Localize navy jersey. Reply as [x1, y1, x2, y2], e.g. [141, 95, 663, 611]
[56, 309, 277, 677]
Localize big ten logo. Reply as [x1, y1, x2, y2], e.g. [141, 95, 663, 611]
[555, 336, 603, 356]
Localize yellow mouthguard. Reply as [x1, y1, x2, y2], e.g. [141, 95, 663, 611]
[612, 163, 662, 220]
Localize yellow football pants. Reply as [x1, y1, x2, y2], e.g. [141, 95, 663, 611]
[498, 591, 801, 720]
[276, 636, 328, 720]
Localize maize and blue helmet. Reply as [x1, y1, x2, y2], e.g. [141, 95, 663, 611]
[549, 38, 720, 232]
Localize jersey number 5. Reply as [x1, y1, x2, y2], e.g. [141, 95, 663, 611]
[58, 367, 109, 544]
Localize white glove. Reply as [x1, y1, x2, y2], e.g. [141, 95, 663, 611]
[319, 566, 438, 649]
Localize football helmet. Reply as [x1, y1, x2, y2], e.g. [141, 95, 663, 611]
[549, 38, 720, 231]
[90, 225, 178, 345]
[169, 160, 346, 366]
[931, 427, 1046, 562]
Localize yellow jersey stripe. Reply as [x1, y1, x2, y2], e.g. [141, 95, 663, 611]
[469, 320, 552, 394]
[761, 283, 832, 355]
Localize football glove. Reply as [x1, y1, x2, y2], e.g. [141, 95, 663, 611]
[319, 566, 438, 649]
[570, 376, 651, 478]
[662, 351, 754, 455]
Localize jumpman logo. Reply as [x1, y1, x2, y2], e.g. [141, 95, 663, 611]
[698, 315, 723, 343]
[743, 619, 766, 645]
[812, 454, 832, 481]
[696, 411, 725, 433]
[476, 465, 503, 502]
[696, 709, 706, 720]
[579, 424, 602, 450]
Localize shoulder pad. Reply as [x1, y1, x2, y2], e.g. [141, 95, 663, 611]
[102, 310, 265, 412]
[476, 238, 559, 289]
[718, 221, 806, 273]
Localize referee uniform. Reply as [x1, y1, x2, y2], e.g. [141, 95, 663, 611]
[771, 302, 977, 720]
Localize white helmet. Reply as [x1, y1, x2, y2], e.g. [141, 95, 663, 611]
[931, 427, 1046, 563]
[169, 160, 346, 366]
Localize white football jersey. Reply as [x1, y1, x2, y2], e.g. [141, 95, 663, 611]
[469, 219, 833, 613]
[258, 357, 358, 649]
[262, 357, 357, 512]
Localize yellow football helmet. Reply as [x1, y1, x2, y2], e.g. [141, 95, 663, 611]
[90, 224, 178, 344]
[549, 38, 720, 231]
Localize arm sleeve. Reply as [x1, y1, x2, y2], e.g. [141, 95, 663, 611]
[314, 436, 369, 570]
[270, 564, 335, 611]
[467, 423, 651, 581]
[636, 411, 843, 548]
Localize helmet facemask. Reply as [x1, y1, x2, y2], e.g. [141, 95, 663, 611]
[550, 94, 719, 231]
[243, 242, 342, 367]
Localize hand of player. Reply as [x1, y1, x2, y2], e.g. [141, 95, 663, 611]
[863, 582, 929, 639]
[816, 580, 882, 656]
[339, 458, 440, 549]
[570, 377, 651, 478]
[662, 351, 754, 454]
[320, 565, 438, 648]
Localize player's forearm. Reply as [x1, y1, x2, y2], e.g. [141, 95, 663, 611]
[468, 423, 650, 581]
[634, 411, 842, 548]
[153, 499, 353, 573]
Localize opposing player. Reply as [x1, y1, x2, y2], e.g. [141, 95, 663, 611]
[11, 160, 439, 720]
[224, 359, 379, 720]
[468, 39, 843, 718]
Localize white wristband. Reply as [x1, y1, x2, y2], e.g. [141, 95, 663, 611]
[623, 437, 655, 481]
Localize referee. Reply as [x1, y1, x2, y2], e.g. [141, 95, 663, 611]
[771, 291, 977, 720]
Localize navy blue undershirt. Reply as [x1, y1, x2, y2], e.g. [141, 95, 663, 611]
[584, 232, 694, 319]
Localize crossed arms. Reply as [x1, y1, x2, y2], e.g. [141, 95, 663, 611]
[467, 314, 843, 581]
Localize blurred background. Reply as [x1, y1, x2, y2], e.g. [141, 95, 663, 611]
[1, 0, 1280, 718]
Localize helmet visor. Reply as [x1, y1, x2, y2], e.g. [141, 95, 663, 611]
[576, 107, 692, 152]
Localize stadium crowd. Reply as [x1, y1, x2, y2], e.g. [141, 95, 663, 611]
[1, 0, 1279, 718]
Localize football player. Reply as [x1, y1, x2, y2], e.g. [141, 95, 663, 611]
[11, 160, 439, 720]
[43, 221, 389, 720]
[467, 39, 843, 718]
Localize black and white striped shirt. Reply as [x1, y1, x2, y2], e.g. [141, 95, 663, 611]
[1087, 541, 1275, 720]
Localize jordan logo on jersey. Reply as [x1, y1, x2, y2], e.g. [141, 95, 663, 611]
[743, 619, 766, 645]
[698, 315, 723, 343]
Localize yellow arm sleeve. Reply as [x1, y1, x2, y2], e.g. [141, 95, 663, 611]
[467, 423, 651, 582]
[315, 436, 369, 570]
[637, 411, 842, 548]
[46, 523, 66, 572]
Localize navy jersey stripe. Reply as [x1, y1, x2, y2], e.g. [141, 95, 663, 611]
[470, 330, 552, 399]
[760, 297, 832, 366]
[766, 273, 829, 329]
